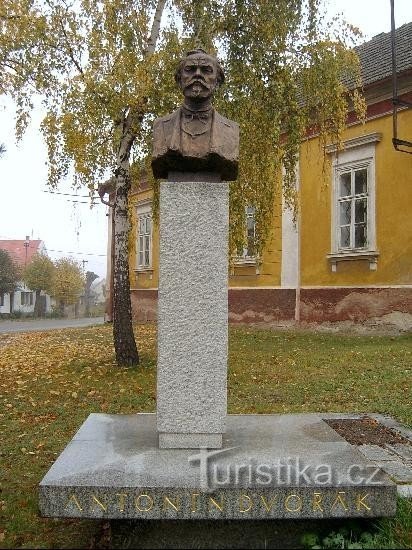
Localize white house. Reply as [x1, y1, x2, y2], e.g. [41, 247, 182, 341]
[90, 277, 106, 305]
[0, 238, 52, 315]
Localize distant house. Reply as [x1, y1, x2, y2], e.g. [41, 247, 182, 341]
[0, 238, 52, 315]
[90, 278, 106, 305]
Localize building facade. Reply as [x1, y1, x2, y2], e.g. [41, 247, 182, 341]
[126, 24, 412, 326]
[0, 239, 52, 315]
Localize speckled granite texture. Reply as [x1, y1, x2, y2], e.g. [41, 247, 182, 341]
[39, 413, 397, 519]
[157, 181, 229, 447]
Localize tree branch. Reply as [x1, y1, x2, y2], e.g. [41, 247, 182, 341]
[145, 0, 168, 56]
[98, 177, 115, 207]
[44, 0, 85, 78]
[0, 14, 22, 20]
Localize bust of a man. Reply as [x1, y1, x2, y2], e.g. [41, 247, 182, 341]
[151, 49, 239, 181]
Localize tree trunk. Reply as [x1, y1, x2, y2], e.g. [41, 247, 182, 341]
[112, 134, 139, 367]
[110, 0, 166, 366]
[33, 289, 46, 317]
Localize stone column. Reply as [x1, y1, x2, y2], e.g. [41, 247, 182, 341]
[157, 174, 228, 449]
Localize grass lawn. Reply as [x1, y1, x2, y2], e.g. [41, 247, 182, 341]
[0, 323, 411, 548]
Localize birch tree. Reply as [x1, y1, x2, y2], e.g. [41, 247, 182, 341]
[173, 0, 366, 255]
[1, 0, 179, 365]
[1, 0, 365, 365]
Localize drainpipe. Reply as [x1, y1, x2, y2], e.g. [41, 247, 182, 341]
[294, 207, 301, 324]
[294, 163, 301, 325]
[105, 205, 114, 322]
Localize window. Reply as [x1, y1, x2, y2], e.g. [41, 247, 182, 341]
[236, 206, 257, 259]
[231, 206, 260, 275]
[0, 293, 4, 307]
[327, 133, 380, 271]
[21, 292, 33, 306]
[337, 165, 368, 250]
[136, 203, 153, 270]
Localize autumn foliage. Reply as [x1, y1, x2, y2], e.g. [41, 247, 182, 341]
[0, 248, 20, 295]
[51, 257, 85, 312]
[23, 254, 55, 295]
[1, 0, 366, 364]
[0, 324, 411, 546]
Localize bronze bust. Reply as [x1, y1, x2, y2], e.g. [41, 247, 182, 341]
[151, 49, 239, 181]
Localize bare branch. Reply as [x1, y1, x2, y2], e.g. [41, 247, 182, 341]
[44, 0, 85, 78]
[0, 14, 22, 20]
[98, 177, 115, 207]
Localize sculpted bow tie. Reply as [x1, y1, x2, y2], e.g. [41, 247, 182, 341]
[182, 108, 212, 123]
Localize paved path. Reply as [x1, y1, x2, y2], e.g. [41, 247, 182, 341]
[0, 317, 105, 334]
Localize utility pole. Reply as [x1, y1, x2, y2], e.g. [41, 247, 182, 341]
[24, 235, 30, 266]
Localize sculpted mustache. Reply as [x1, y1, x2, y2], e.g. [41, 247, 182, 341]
[184, 79, 211, 89]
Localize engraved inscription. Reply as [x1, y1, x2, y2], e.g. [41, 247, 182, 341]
[61, 490, 375, 516]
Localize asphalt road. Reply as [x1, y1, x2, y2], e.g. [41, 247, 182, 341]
[0, 317, 105, 334]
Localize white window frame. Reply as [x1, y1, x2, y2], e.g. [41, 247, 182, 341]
[335, 161, 370, 251]
[232, 206, 260, 274]
[233, 206, 258, 261]
[327, 133, 380, 272]
[136, 201, 153, 271]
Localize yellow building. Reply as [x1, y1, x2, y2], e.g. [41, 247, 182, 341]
[128, 23, 412, 325]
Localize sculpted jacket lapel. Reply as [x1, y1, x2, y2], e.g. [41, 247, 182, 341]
[162, 108, 182, 154]
[210, 111, 237, 161]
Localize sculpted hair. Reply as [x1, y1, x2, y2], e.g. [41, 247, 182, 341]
[175, 49, 225, 88]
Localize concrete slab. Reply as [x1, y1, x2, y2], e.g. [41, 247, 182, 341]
[378, 462, 412, 483]
[39, 413, 396, 520]
[386, 444, 412, 462]
[358, 445, 398, 462]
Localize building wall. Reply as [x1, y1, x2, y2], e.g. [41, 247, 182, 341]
[129, 187, 160, 292]
[129, 107, 412, 325]
[0, 286, 51, 315]
[129, 188, 283, 291]
[0, 292, 11, 314]
[299, 109, 412, 287]
[229, 196, 283, 287]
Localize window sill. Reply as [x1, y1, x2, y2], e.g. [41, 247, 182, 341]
[135, 267, 154, 273]
[231, 257, 260, 275]
[232, 257, 258, 266]
[327, 251, 379, 272]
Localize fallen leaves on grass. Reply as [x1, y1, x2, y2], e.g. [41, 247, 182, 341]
[1, 324, 411, 549]
[1, 323, 157, 549]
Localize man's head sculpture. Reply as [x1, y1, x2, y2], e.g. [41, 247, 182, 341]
[151, 48, 239, 181]
[174, 49, 225, 103]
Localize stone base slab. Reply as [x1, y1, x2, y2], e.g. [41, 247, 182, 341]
[39, 413, 397, 520]
[159, 433, 223, 449]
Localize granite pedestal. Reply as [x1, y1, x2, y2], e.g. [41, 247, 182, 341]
[157, 178, 228, 449]
[39, 413, 397, 519]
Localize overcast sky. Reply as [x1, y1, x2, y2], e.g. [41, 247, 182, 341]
[0, 0, 410, 279]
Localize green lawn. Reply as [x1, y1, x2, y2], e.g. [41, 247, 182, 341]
[0, 324, 411, 548]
